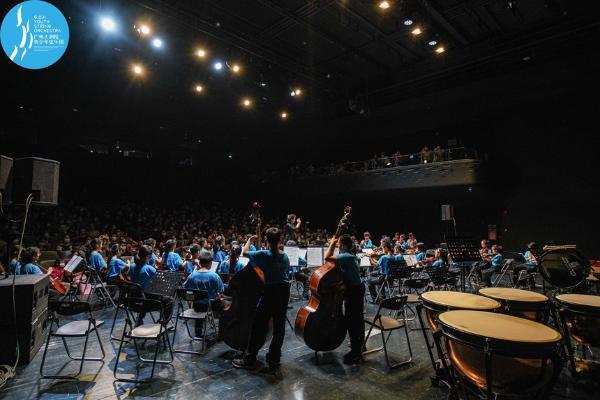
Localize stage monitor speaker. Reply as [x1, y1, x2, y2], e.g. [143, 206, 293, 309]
[441, 204, 454, 221]
[0, 275, 49, 366]
[13, 157, 60, 205]
[0, 155, 13, 201]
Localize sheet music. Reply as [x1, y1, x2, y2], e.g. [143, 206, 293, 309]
[403, 255, 418, 267]
[360, 255, 372, 267]
[362, 248, 374, 255]
[64, 255, 83, 273]
[285, 246, 300, 267]
[210, 261, 220, 273]
[307, 247, 324, 266]
[239, 256, 249, 266]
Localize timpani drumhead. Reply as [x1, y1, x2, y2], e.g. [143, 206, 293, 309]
[438, 310, 561, 343]
[421, 291, 501, 310]
[479, 287, 548, 303]
[556, 294, 600, 309]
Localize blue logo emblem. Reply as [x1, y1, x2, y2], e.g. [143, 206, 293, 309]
[1, 1, 69, 69]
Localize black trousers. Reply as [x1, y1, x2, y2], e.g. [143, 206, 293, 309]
[193, 300, 223, 336]
[293, 271, 309, 295]
[512, 264, 537, 286]
[368, 273, 388, 300]
[136, 292, 174, 326]
[345, 284, 365, 354]
[246, 283, 290, 363]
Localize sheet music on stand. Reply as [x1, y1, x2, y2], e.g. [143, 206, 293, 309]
[445, 237, 482, 292]
[298, 248, 307, 260]
[446, 237, 482, 262]
[64, 255, 83, 273]
[307, 247, 325, 267]
[403, 254, 418, 267]
[285, 246, 300, 267]
[359, 254, 371, 267]
[145, 270, 184, 297]
[210, 261, 220, 273]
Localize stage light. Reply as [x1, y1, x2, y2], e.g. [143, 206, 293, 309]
[231, 63, 241, 73]
[280, 112, 288, 119]
[213, 61, 223, 71]
[132, 64, 144, 75]
[411, 27, 422, 35]
[428, 40, 438, 46]
[403, 19, 413, 26]
[242, 97, 252, 108]
[139, 24, 151, 35]
[294, 88, 302, 96]
[378, 1, 391, 10]
[100, 17, 116, 32]
[152, 38, 163, 48]
[435, 46, 445, 54]
[195, 85, 203, 93]
[196, 48, 207, 58]
[290, 91, 296, 97]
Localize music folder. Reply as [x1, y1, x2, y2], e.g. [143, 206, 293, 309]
[210, 261, 220, 273]
[403, 254, 418, 267]
[64, 255, 83, 273]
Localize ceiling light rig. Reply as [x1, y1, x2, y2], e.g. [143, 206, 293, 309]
[194, 84, 204, 93]
[131, 63, 144, 76]
[152, 37, 163, 48]
[137, 23, 151, 35]
[403, 19, 413, 26]
[428, 40, 438, 46]
[230, 63, 241, 74]
[280, 111, 288, 120]
[100, 16, 116, 32]
[378, 1, 391, 10]
[435, 46, 445, 54]
[241, 97, 252, 108]
[411, 27, 422, 36]
[213, 61, 223, 71]
[196, 48, 207, 58]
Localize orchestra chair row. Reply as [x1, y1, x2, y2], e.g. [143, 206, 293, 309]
[171, 288, 217, 356]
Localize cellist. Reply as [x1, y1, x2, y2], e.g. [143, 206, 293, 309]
[324, 233, 365, 364]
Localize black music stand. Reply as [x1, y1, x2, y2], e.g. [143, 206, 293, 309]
[145, 271, 185, 298]
[445, 237, 482, 292]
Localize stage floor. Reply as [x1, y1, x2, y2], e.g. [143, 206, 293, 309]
[0, 296, 597, 399]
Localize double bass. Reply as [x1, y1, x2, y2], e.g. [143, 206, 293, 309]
[219, 202, 266, 351]
[295, 206, 352, 352]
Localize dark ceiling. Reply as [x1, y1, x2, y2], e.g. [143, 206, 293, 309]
[1, 0, 599, 158]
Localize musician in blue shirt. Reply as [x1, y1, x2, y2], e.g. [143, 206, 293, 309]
[88, 238, 107, 272]
[360, 232, 374, 249]
[218, 244, 245, 275]
[19, 247, 44, 275]
[145, 238, 161, 267]
[415, 243, 427, 263]
[212, 236, 228, 263]
[368, 241, 394, 302]
[128, 245, 157, 289]
[482, 245, 504, 286]
[233, 228, 290, 370]
[324, 234, 364, 365]
[163, 239, 185, 272]
[107, 244, 130, 283]
[512, 242, 539, 288]
[184, 252, 225, 336]
[430, 248, 447, 268]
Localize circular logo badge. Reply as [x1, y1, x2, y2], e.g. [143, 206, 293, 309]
[1, 0, 69, 69]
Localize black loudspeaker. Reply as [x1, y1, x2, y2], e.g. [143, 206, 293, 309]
[441, 204, 454, 221]
[0, 155, 13, 202]
[13, 157, 60, 205]
[0, 275, 49, 366]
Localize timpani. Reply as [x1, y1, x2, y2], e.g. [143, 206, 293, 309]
[436, 310, 563, 397]
[555, 294, 600, 348]
[420, 291, 501, 331]
[478, 287, 550, 322]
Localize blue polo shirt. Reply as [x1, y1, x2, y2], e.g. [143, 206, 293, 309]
[524, 251, 536, 266]
[491, 254, 503, 269]
[9, 260, 20, 275]
[377, 254, 395, 275]
[247, 250, 290, 285]
[128, 262, 157, 289]
[183, 270, 224, 302]
[336, 252, 361, 286]
[149, 252, 158, 266]
[431, 259, 445, 268]
[213, 249, 228, 263]
[21, 263, 43, 275]
[360, 240, 373, 249]
[183, 260, 196, 275]
[416, 252, 426, 262]
[165, 251, 183, 272]
[89, 251, 107, 272]
[218, 260, 245, 274]
[108, 257, 127, 278]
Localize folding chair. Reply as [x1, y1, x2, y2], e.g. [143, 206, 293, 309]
[109, 281, 145, 341]
[171, 288, 217, 355]
[40, 301, 105, 380]
[363, 295, 413, 369]
[492, 259, 514, 287]
[113, 297, 174, 384]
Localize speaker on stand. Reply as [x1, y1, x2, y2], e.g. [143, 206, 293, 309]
[441, 204, 457, 240]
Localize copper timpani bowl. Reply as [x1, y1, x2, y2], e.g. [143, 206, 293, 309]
[556, 294, 600, 348]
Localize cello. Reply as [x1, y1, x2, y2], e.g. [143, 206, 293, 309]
[219, 202, 266, 351]
[295, 206, 352, 352]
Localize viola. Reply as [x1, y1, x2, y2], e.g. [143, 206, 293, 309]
[295, 206, 352, 352]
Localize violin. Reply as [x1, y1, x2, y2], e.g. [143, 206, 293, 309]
[295, 206, 352, 352]
[218, 201, 267, 351]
